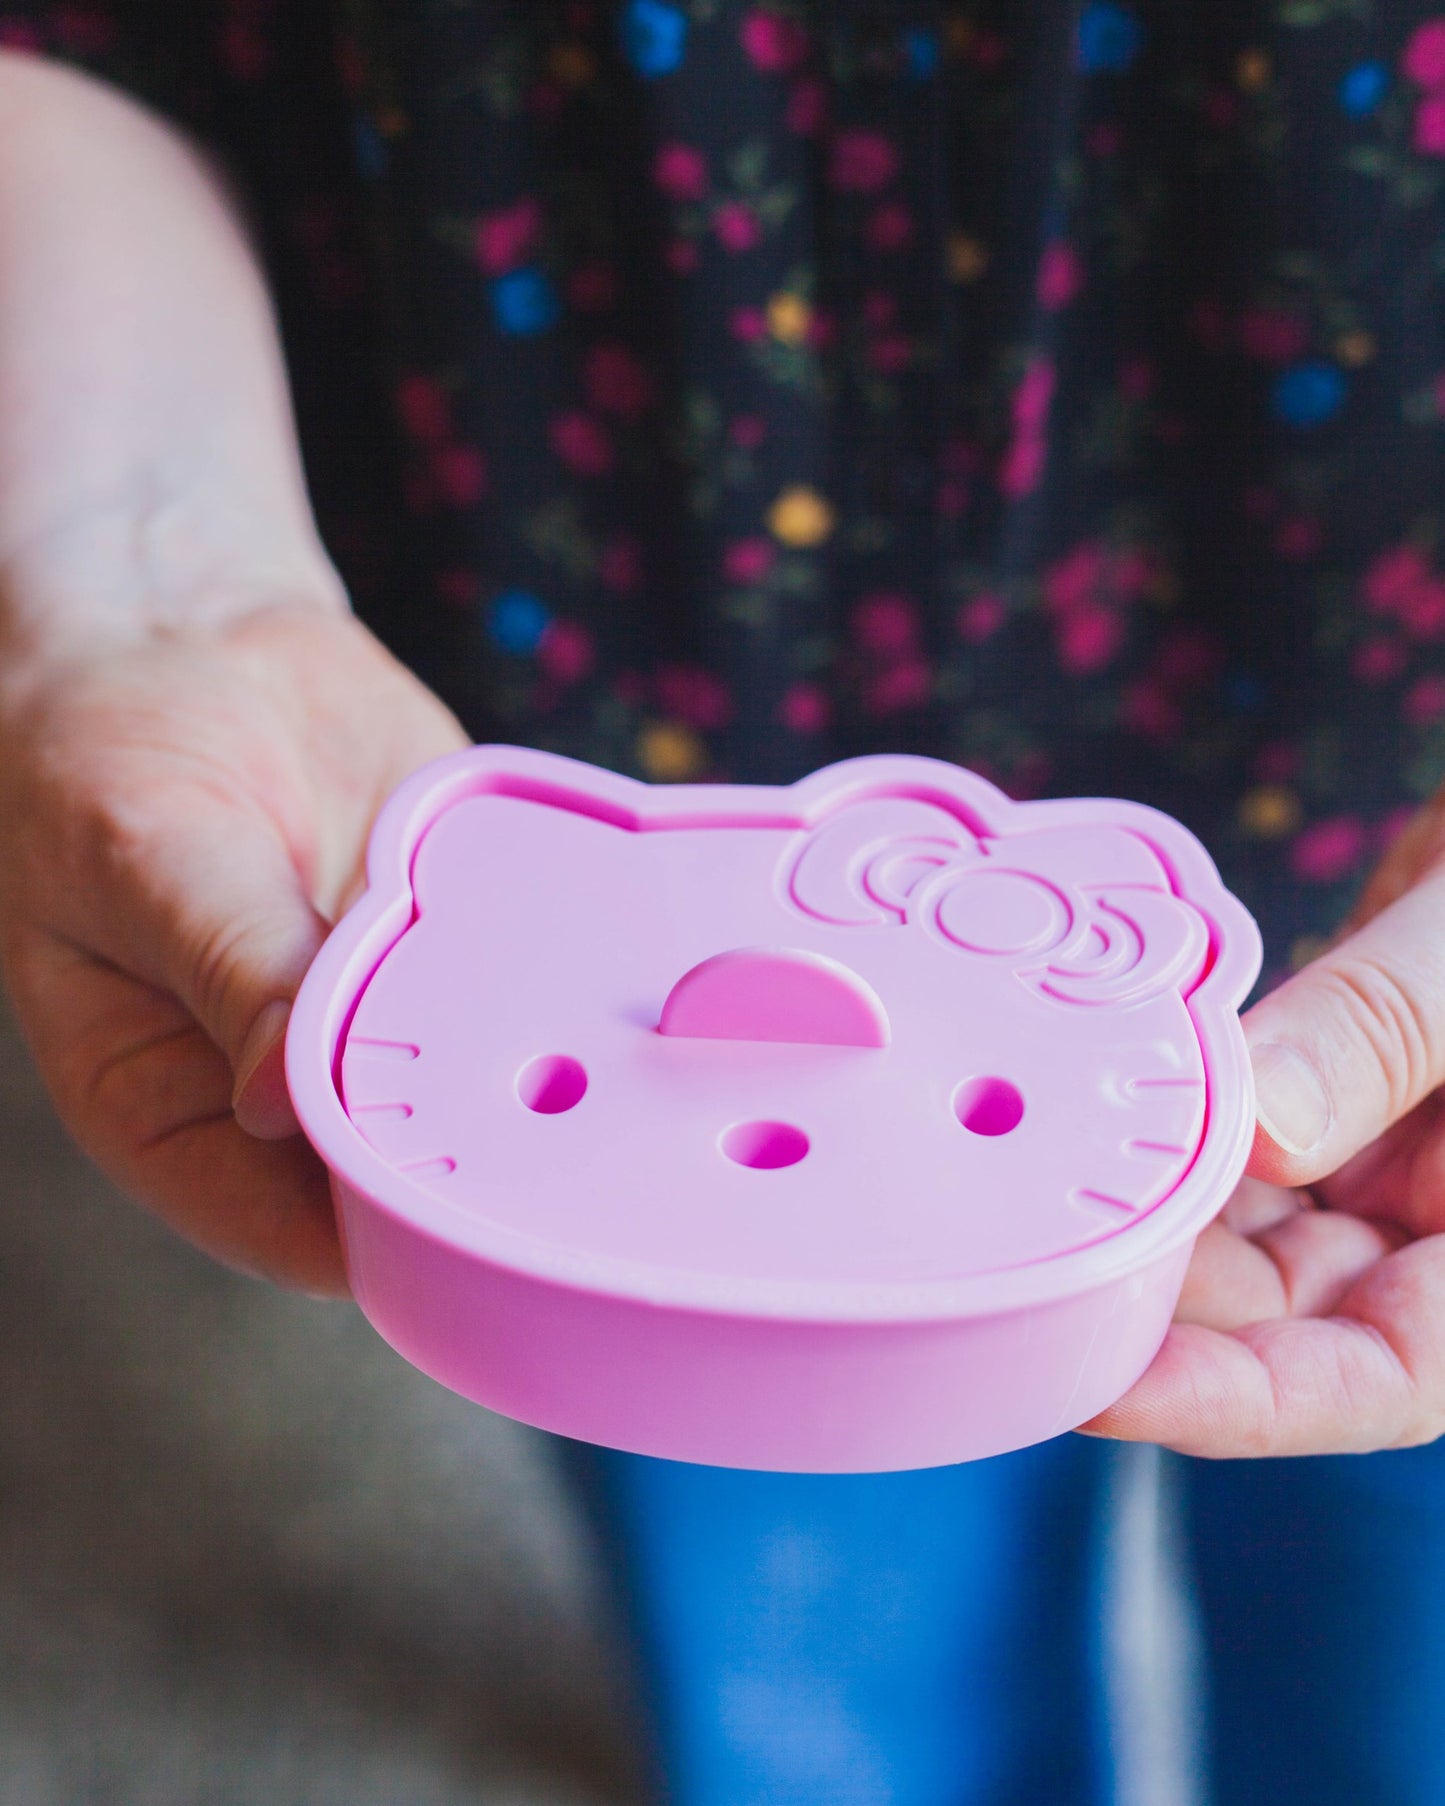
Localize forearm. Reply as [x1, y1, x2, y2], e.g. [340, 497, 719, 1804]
[0, 52, 344, 685]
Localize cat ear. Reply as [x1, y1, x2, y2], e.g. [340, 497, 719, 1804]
[787, 798, 980, 925]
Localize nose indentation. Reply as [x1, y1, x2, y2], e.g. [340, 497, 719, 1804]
[953, 1077, 1025, 1136]
[721, 1121, 810, 1169]
[517, 1054, 588, 1114]
[659, 946, 891, 1047]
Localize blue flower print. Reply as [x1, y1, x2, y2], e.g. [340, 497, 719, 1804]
[490, 268, 561, 337]
[902, 28, 941, 81]
[352, 118, 387, 180]
[1076, 3, 1143, 74]
[621, 1, 688, 78]
[488, 589, 551, 654]
[1272, 362, 1347, 428]
[1339, 61, 1389, 117]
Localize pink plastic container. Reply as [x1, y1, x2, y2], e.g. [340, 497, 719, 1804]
[287, 748, 1260, 1472]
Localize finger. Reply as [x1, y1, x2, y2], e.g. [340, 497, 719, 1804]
[37, 775, 329, 1139]
[1083, 1234, 1445, 1457]
[4, 924, 345, 1292]
[1176, 1207, 1397, 1330]
[1243, 859, 1445, 1188]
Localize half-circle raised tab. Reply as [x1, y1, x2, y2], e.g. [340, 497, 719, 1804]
[658, 947, 891, 1048]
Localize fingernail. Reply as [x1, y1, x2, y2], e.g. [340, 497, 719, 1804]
[232, 1000, 298, 1138]
[1250, 1040, 1333, 1157]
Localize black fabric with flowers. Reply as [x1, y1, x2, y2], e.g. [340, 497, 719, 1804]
[13, 0, 1445, 978]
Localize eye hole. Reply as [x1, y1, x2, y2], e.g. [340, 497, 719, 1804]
[953, 1077, 1025, 1137]
[720, 1120, 810, 1169]
[516, 1055, 588, 1114]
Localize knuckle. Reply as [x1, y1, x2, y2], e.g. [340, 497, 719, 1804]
[1316, 951, 1440, 1115]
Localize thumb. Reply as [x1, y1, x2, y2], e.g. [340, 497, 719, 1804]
[1244, 860, 1445, 1186]
[112, 803, 330, 1141]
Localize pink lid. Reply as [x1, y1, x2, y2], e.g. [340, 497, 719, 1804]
[290, 749, 1260, 1326]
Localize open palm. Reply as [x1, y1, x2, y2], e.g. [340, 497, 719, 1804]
[1087, 795, 1445, 1456]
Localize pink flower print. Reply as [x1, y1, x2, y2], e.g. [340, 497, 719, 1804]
[936, 477, 969, 518]
[665, 239, 700, 276]
[222, 17, 271, 80]
[1415, 92, 1445, 153]
[864, 660, 932, 715]
[723, 538, 776, 584]
[729, 305, 768, 341]
[866, 203, 914, 252]
[1239, 309, 1309, 362]
[1353, 637, 1407, 683]
[1406, 673, 1445, 724]
[869, 334, 913, 374]
[807, 309, 838, 350]
[957, 594, 1005, 642]
[1120, 678, 1182, 741]
[968, 28, 1007, 70]
[569, 262, 619, 311]
[585, 343, 654, 417]
[829, 130, 900, 193]
[1291, 816, 1367, 884]
[396, 375, 451, 444]
[1255, 741, 1300, 784]
[538, 619, 596, 685]
[53, 6, 116, 55]
[1110, 547, 1157, 600]
[999, 434, 1047, 498]
[1274, 516, 1323, 560]
[1204, 88, 1240, 131]
[654, 142, 709, 202]
[549, 411, 614, 477]
[740, 10, 810, 72]
[729, 414, 768, 449]
[1043, 541, 1106, 615]
[1057, 607, 1124, 674]
[852, 593, 919, 657]
[786, 76, 827, 134]
[1190, 296, 1228, 351]
[714, 202, 761, 251]
[656, 664, 734, 730]
[1401, 577, 1445, 638]
[600, 537, 643, 594]
[431, 443, 489, 508]
[778, 681, 831, 734]
[1037, 241, 1084, 310]
[863, 291, 898, 329]
[1013, 359, 1057, 430]
[1364, 544, 1432, 613]
[1404, 18, 1445, 87]
[437, 568, 480, 609]
[475, 197, 543, 274]
[1155, 627, 1219, 688]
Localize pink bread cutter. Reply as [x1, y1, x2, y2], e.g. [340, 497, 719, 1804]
[287, 749, 1261, 1472]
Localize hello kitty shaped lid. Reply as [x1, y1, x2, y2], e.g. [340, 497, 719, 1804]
[291, 749, 1262, 1321]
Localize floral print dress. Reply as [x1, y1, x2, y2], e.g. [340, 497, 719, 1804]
[11, 0, 1445, 981]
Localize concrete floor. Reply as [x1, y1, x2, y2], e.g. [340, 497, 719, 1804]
[0, 999, 642, 1805]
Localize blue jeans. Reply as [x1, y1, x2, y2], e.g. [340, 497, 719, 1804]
[565, 1435, 1445, 1805]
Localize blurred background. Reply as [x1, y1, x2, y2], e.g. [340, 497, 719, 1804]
[0, 993, 1202, 1806]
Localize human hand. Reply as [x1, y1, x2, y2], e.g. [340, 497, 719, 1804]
[1084, 792, 1445, 1456]
[0, 605, 467, 1293]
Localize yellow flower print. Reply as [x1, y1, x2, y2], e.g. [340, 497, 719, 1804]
[638, 722, 706, 781]
[767, 485, 835, 548]
[1238, 785, 1302, 839]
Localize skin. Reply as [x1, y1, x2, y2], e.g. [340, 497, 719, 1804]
[2, 57, 1444, 1453]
